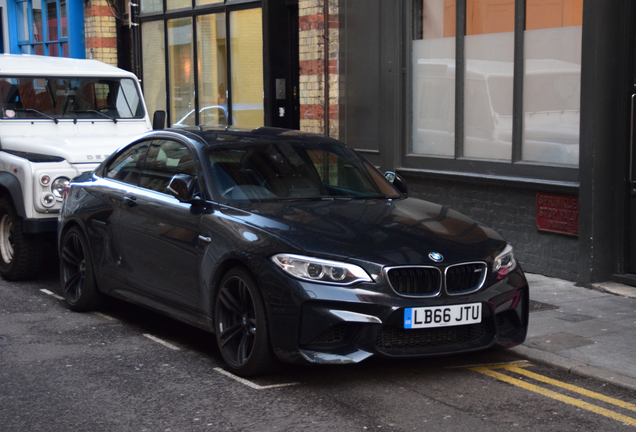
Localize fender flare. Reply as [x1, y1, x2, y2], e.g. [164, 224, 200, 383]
[0, 172, 26, 218]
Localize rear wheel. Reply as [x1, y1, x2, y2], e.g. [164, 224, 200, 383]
[60, 226, 101, 311]
[0, 197, 43, 281]
[214, 267, 275, 376]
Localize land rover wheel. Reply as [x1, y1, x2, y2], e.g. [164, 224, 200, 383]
[0, 197, 44, 281]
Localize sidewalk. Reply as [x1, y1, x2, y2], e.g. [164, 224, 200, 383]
[510, 273, 636, 391]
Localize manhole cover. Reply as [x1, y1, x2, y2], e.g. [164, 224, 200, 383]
[529, 300, 559, 313]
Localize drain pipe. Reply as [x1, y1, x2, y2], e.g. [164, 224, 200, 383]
[323, 0, 330, 137]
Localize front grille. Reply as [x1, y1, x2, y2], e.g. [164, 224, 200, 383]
[446, 263, 487, 295]
[386, 267, 441, 297]
[375, 322, 488, 353]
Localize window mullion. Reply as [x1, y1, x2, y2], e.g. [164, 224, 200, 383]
[512, 0, 526, 163]
[455, 0, 466, 159]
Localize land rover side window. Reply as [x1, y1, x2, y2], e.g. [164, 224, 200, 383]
[140, 140, 197, 195]
[0, 77, 145, 120]
[104, 142, 150, 186]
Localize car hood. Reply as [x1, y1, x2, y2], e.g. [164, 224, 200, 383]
[227, 197, 506, 266]
[0, 122, 149, 164]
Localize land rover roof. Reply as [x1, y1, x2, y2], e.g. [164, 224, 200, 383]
[0, 54, 138, 79]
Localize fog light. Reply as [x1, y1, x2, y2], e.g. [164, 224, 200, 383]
[41, 193, 56, 208]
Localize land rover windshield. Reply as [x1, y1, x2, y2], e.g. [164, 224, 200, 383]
[0, 77, 145, 121]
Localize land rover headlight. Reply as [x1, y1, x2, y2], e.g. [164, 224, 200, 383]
[41, 193, 56, 208]
[51, 177, 70, 198]
[272, 254, 372, 285]
[40, 174, 51, 186]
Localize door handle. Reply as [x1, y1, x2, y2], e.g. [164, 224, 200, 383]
[124, 196, 138, 207]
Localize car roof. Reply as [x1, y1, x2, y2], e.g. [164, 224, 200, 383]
[165, 126, 342, 147]
[0, 54, 139, 79]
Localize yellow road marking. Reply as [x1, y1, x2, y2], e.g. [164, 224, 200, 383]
[470, 365, 636, 427]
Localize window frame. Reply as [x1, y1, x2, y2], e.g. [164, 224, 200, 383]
[138, 0, 262, 127]
[401, 0, 580, 190]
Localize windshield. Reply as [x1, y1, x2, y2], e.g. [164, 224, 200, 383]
[207, 140, 401, 202]
[0, 76, 145, 121]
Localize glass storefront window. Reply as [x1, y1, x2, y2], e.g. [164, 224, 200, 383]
[523, 0, 582, 166]
[168, 17, 194, 125]
[60, 0, 67, 37]
[15, 0, 70, 56]
[464, 0, 514, 161]
[142, 21, 167, 117]
[412, 0, 456, 157]
[230, 8, 264, 127]
[47, 0, 58, 41]
[196, 0, 223, 6]
[167, 0, 191, 11]
[141, 0, 163, 14]
[196, 13, 227, 127]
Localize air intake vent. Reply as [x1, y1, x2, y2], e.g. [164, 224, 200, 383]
[446, 262, 487, 295]
[386, 267, 441, 297]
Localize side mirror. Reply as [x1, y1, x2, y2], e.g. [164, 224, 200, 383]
[153, 110, 166, 130]
[385, 171, 408, 195]
[167, 174, 196, 202]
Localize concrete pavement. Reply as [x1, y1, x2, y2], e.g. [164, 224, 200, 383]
[511, 273, 636, 391]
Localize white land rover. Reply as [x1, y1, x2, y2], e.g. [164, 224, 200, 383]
[0, 54, 160, 280]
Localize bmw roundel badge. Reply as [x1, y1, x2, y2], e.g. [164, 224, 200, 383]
[428, 252, 444, 262]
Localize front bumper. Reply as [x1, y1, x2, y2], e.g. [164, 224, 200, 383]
[262, 266, 529, 365]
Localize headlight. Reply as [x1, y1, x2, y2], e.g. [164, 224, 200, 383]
[271, 254, 372, 285]
[40, 174, 51, 186]
[41, 193, 56, 208]
[51, 177, 70, 198]
[493, 244, 516, 278]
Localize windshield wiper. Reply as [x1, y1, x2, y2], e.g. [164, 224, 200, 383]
[85, 109, 118, 123]
[18, 108, 59, 124]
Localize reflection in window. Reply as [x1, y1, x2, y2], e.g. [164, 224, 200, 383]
[142, 21, 167, 117]
[412, 0, 456, 157]
[16, 0, 70, 56]
[464, 0, 514, 160]
[523, 0, 581, 165]
[197, 13, 228, 127]
[230, 8, 264, 127]
[168, 17, 194, 126]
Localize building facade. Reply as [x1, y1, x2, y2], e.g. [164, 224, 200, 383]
[304, 0, 635, 287]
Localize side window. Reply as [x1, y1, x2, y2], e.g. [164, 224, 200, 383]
[104, 142, 149, 185]
[139, 139, 197, 194]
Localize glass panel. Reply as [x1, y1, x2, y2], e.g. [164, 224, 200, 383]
[33, 0, 44, 43]
[464, 0, 514, 160]
[17, 1, 29, 42]
[230, 8, 264, 127]
[142, 21, 167, 118]
[49, 43, 59, 56]
[167, 0, 190, 11]
[527, 0, 582, 30]
[61, 42, 68, 57]
[60, 0, 67, 38]
[168, 17, 194, 125]
[47, 0, 58, 41]
[34, 44, 45, 55]
[197, 0, 223, 6]
[195, 13, 227, 127]
[412, 0, 456, 157]
[523, 0, 582, 166]
[140, 0, 163, 14]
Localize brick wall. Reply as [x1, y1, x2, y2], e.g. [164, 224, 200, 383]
[85, 0, 118, 66]
[299, 0, 339, 137]
[407, 177, 580, 281]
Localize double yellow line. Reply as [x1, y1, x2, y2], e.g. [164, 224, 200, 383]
[469, 362, 636, 426]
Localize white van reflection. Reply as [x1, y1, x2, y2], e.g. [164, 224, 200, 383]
[412, 59, 580, 165]
[172, 103, 264, 128]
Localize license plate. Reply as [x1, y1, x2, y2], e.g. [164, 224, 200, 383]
[404, 303, 482, 329]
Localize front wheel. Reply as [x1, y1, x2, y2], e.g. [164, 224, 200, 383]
[0, 197, 43, 281]
[214, 268, 275, 377]
[60, 226, 101, 311]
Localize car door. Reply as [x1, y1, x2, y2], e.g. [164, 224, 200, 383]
[118, 138, 203, 311]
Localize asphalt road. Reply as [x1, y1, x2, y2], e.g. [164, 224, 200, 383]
[2, 262, 636, 431]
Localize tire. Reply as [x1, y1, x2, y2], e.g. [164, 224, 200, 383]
[0, 196, 44, 281]
[59, 226, 101, 311]
[214, 267, 276, 377]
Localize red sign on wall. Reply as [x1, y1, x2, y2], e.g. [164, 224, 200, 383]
[536, 193, 579, 236]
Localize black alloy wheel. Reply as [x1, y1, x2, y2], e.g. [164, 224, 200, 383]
[215, 268, 275, 376]
[60, 226, 100, 311]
